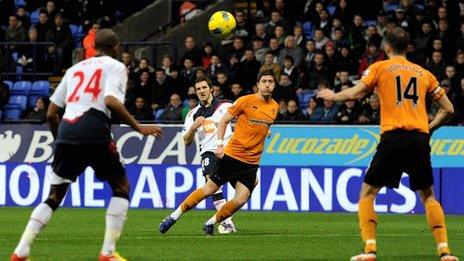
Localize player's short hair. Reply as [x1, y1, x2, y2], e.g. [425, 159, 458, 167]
[195, 76, 213, 89]
[257, 70, 277, 83]
[95, 29, 119, 52]
[385, 27, 409, 54]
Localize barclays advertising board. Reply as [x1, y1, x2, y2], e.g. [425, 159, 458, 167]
[0, 124, 463, 214]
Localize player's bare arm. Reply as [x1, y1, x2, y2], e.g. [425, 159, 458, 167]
[46, 102, 62, 139]
[183, 116, 205, 146]
[105, 95, 163, 137]
[317, 82, 369, 102]
[429, 93, 454, 134]
[215, 111, 235, 159]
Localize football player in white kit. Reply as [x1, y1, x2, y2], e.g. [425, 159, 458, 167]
[159, 76, 236, 234]
[11, 29, 162, 261]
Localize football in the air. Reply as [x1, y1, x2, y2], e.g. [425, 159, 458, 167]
[208, 11, 236, 39]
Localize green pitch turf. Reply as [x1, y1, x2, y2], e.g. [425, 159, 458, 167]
[1, 208, 463, 260]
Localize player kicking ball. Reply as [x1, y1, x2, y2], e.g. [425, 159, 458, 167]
[159, 70, 279, 236]
[173, 76, 236, 233]
[10, 29, 162, 261]
[318, 27, 458, 261]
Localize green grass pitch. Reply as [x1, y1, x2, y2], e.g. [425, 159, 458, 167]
[1, 208, 463, 260]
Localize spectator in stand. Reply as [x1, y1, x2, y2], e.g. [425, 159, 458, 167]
[17, 27, 48, 74]
[268, 37, 281, 59]
[366, 25, 382, 49]
[16, 6, 31, 30]
[159, 93, 183, 121]
[324, 43, 338, 76]
[181, 94, 198, 120]
[273, 25, 286, 46]
[336, 100, 361, 124]
[194, 67, 206, 81]
[215, 71, 230, 95]
[375, 10, 388, 37]
[207, 54, 225, 79]
[212, 84, 224, 99]
[452, 78, 464, 124]
[83, 22, 100, 59]
[414, 21, 435, 66]
[230, 83, 245, 101]
[266, 10, 289, 36]
[234, 9, 253, 42]
[274, 73, 297, 102]
[310, 99, 339, 123]
[334, 70, 353, 92]
[255, 23, 271, 47]
[359, 94, 380, 124]
[358, 42, 386, 76]
[302, 51, 333, 91]
[437, 19, 458, 64]
[121, 51, 135, 76]
[228, 36, 245, 61]
[348, 14, 366, 59]
[314, 28, 329, 50]
[394, 8, 412, 33]
[455, 52, 464, 78]
[302, 39, 317, 68]
[161, 54, 173, 76]
[227, 54, 240, 81]
[5, 15, 28, 43]
[151, 67, 171, 107]
[133, 58, 155, 79]
[282, 55, 299, 86]
[0, 77, 11, 111]
[260, 51, 281, 80]
[333, 0, 352, 26]
[45, 1, 57, 22]
[46, 13, 73, 74]
[276, 98, 288, 120]
[303, 96, 318, 119]
[180, 36, 202, 66]
[280, 99, 306, 122]
[444, 65, 460, 94]
[332, 27, 348, 52]
[293, 24, 306, 50]
[130, 97, 153, 121]
[457, 22, 464, 53]
[315, 9, 332, 37]
[337, 45, 359, 75]
[237, 48, 261, 91]
[36, 11, 51, 42]
[251, 36, 268, 64]
[181, 57, 195, 87]
[25, 97, 47, 122]
[278, 35, 303, 67]
[427, 50, 446, 81]
[201, 41, 214, 69]
[168, 65, 185, 97]
[134, 71, 153, 107]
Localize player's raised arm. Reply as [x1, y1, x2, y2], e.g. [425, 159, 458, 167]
[215, 111, 235, 158]
[104, 96, 162, 137]
[317, 81, 370, 102]
[428, 90, 454, 134]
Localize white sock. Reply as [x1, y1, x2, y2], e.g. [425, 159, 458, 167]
[101, 197, 129, 256]
[170, 206, 183, 220]
[205, 215, 218, 226]
[14, 203, 53, 257]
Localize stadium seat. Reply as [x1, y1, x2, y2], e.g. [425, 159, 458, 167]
[14, 0, 26, 8]
[30, 10, 40, 25]
[155, 109, 165, 120]
[11, 81, 31, 95]
[6, 95, 28, 111]
[385, 4, 398, 12]
[297, 90, 316, 110]
[327, 5, 336, 16]
[3, 108, 22, 120]
[4, 80, 13, 90]
[27, 95, 42, 109]
[31, 80, 50, 96]
[302, 22, 313, 39]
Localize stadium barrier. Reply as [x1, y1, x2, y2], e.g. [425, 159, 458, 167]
[0, 124, 462, 215]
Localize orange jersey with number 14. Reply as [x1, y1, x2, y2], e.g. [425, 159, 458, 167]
[360, 56, 445, 134]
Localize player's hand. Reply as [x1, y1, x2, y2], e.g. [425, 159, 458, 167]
[138, 125, 163, 138]
[317, 89, 335, 101]
[192, 116, 205, 130]
[215, 145, 224, 159]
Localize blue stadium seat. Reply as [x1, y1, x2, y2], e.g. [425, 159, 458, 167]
[155, 109, 165, 120]
[27, 95, 42, 109]
[6, 95, 28, 110]
[297, 90, 316, 110]
[302, 22, 313, 39]
[12, 81, 31, 95]
[4, 80, 13, 90]
[3, 108, 22, 120]
[31, 80, 50, 96]
[327, 5, 336, 16]
[385, 4, 399, 13]
[30, 10, 40, 25]
[14, 0, 26, 8]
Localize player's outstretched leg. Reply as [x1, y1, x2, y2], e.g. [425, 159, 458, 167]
[160, 180, 220, 234]
[418, 187, 459, 261]
[351, 183, 380, 261]
[203, 182, 250, 236]
[99, 176, 130, 261]
[212, 187, 236, 234]
[11, 183, 69, 261]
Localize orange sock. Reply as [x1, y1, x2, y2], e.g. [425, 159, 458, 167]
[425, 199, 450, 255]
[358, 197, 377, 253]
[180, 188, 206, 213]
[215, 200, 240, 223]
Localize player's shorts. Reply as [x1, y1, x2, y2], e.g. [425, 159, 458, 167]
[52, 141, 126, 183]
[364, 129, 433, 191]
[209, 154, 258, 193]
[201, 152, 218, 177]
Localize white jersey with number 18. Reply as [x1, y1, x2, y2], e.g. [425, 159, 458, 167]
[50, 56, 127, 122]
